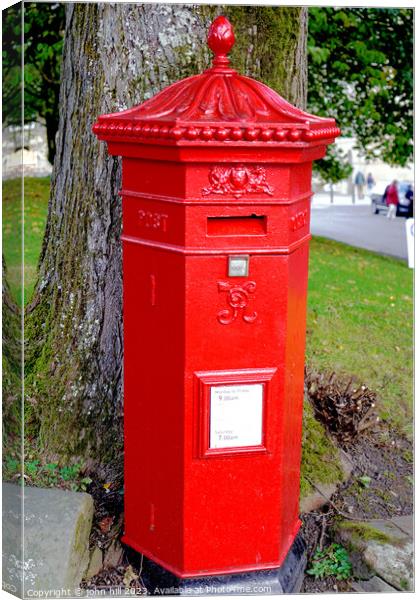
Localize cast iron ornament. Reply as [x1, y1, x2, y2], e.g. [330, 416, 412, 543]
[202, 165, 274, 198]
[217, 281, 257, 325]
[207, 15, 235, 67]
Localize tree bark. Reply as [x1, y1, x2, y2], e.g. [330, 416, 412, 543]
[3, 257, 22, 455]
[25, 4, 308, 467]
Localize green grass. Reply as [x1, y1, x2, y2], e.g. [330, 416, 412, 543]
[306, 237, 413, 435]
[2, 177, 50, 305]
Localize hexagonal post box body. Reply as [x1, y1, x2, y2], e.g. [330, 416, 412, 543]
[93, 17, 339, 579]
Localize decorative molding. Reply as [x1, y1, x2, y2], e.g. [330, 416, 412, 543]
[217, 281, 257, 325]
[203, 165, 274, 198]
[93, 120, 340, 145]
[121, 232, 312, 255]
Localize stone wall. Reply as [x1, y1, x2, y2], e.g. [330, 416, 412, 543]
[2, 122, 52, 179]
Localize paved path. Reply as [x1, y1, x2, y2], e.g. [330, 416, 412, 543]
[310, 203, 408, 261]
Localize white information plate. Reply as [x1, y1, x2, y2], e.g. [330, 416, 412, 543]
[210, 384, 263, 449]
[406, 218, 414, 269]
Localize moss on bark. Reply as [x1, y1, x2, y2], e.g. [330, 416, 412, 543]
[224, 5, 308, 107]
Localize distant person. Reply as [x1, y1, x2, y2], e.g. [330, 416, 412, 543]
[385, 180, 399, 219]
[367, 173, 375, 190]
[354, 171, 366, 199]
[405, 184, 414, 219]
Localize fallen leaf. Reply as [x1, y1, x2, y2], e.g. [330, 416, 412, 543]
[358, 475, 372, 488]
[99, 516, 114, 533]
[123, 565, 138, 588]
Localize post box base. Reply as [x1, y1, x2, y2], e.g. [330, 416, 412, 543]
[137, 533, 307, 595]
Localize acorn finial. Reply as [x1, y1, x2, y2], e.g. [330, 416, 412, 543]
[207, 16, 235, 67]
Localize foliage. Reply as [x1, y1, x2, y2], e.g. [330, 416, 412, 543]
[307, 237, 413, 436]
[308, 7, 413, 167]
[2, 4, 23, 123]
[307, 543, 353, 580]
[2, 2, 65, 163]
[358, 475, 372, 488]
[3, 455, 92, 492]
[313, 146, 352, 188]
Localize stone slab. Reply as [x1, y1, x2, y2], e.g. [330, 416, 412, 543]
[391, 515, 414, 538]
[2, 482, 23, 597]
[363, 519, 410, 543]
[350, 580, 366, 593]
[85, 546, 103, 581]
[364, 540, 413, 591]
[351, 576, 397, 593]
[2, 482, 94, 597]
[299, 482, 337, 514]
[335, 518, 413, 591]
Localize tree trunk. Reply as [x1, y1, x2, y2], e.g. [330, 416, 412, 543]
[25, 4, 308, 467]
[3, 257, 22, 455]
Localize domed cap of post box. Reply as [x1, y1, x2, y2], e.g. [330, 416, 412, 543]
[93, 16, 340, 146]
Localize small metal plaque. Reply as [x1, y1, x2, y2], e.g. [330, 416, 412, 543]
[210, 384, 263, 449]
[228, 255, 249, 277]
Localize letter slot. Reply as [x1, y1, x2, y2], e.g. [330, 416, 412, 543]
[207, 215, 267, 236]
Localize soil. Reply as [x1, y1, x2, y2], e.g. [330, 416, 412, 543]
[334, 427, 413, 519]
[82, 423, 412, 595]
[87, 461, 124, 552]
[83, 564, 146, 595]
[300, 511, 353, 593]
[301, 422, 413, 593]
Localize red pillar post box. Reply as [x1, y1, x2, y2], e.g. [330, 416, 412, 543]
[93, 16, 339, 593]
